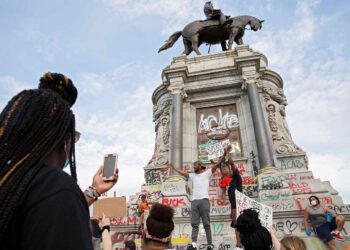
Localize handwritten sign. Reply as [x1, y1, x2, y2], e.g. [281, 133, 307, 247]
[235, 190, 273, 229]
[207, 139, 230, 160]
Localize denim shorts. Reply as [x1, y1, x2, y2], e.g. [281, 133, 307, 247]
[314, 217, 337, 243]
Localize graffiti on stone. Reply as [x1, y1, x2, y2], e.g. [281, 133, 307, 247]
[198, 109, 239, 134]
[274, 218, 304, 234]
[288, 182, 312, 194]
[243, 184, 258, 197]
[109, 216, 139, 226]
[242, 176, 252, 185]
[144, 168, 169, 185]
[259, 174, 287, 190]
[284, 172, 313, 181]
[141, 184, 162, 192]
[197, 105, 243, 163]
[269, 200, 295, 212]
[173, 223, 191, 238]
[128, 204, 139, 216]
[278, 157, 306, 171]
[162, 182, 187, 196]
[267, 195, 337, 212]
[327, 204, 350, 215]
[259, 189, 292, 202]
[287, 179, 327, 194]
[161, 197, 189, 208]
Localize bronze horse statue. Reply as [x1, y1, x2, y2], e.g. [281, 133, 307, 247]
[158, 15, 264, 55]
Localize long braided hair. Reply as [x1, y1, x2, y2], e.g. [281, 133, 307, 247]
[38, 72, 78, 180]
[0, 80, 77, 242]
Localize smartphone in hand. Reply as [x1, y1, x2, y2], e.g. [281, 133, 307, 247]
[103, 153, 118, 181]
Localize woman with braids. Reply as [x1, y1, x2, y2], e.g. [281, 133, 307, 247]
[0, 73, 117, 249]
[234, 209, 273, 250]
[38, 72, 119, 207]
[142, 203, 175, 250]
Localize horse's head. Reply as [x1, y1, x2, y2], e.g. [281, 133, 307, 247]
[250, 19, 264, 31]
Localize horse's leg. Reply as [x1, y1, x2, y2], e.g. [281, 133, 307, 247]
[190, 34, 201, 55]
[182, 38, 192, 55]
[221, 41, 227, 51]
[228, 27, 239, 50]
[235, 32, 244, 45]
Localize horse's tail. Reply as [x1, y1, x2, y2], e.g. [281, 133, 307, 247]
[158, 31, 182, 53]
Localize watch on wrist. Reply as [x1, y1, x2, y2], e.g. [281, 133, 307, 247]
[85, 186, 100, 200]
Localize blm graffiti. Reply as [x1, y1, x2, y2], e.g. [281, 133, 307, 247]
[196, 105, 242, 163]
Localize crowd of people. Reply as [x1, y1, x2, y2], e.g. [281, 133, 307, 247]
[0, 72, 347, 250]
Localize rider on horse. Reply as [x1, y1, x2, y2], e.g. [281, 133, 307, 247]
[203, 1, 227, 25]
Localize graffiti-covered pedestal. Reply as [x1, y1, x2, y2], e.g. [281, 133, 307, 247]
[110, 45, 350, 249]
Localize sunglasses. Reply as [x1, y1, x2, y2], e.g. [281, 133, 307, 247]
[74, 131, 81, 143]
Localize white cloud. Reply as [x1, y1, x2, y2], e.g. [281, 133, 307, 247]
[102, 0, 203, 34]
[249, 0, 350, 202]
[309, 154, 350, 203]
[17, 29, 60, 64]
[72, 62, 159, 198]
[1, 0, 349, 205]
[0, 76, 31, 108]
[0, 62, 160, 200]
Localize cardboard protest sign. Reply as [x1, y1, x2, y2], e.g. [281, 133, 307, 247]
[207, 139, 230, 160]
[235, 190, 273, 229]
[93, 197, 127, 218]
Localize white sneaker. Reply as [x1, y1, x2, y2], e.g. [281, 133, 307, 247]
[235, 247, 243, 250]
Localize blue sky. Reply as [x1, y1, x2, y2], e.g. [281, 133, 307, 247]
[1, 0, 349, 203]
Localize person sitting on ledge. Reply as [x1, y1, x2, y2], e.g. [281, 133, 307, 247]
[304, 195, 345, 250]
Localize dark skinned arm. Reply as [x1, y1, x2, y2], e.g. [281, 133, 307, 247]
[210, 144, 232, 173]
[167, 163, 189, 178]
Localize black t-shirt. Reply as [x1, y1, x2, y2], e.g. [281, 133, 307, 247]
[2, 165, 93, 250]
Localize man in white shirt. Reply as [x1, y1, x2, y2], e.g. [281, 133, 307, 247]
[168, 145, 230, 250]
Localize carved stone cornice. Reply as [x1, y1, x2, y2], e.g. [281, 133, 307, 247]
[167, 84, 188, 99]
[241, 72, 262, 90]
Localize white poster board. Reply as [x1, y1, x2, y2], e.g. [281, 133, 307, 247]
[207, 139, 231, 160]
[235, 190, 273, 229]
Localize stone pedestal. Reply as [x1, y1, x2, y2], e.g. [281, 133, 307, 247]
[111, 45, 350, 249]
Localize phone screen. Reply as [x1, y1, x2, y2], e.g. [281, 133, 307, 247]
[103, 154, 117, 178]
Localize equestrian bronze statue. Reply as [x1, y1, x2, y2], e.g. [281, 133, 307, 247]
[158, 2, 264, 55]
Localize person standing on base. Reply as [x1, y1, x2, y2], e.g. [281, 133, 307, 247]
[168, 145, 231, 250]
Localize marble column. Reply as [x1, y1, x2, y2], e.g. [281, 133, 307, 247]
[242, 73, 275, 171]
[168, 84, 187, 175]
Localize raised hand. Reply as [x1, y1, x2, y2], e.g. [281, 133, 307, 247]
[224, 144, 232, 154]
[92, 165, 118, 195]
[101, 213, 110, 227]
